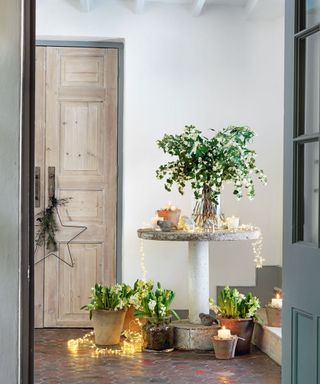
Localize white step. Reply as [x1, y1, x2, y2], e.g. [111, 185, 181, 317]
[252, 309, 282, 365]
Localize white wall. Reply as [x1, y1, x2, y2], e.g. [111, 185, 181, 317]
[36, 0, 284, 308]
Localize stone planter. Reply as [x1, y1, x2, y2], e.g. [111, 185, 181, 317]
[92, 309, 127, 346]
[266, 307, 282, 327]
[157, 209, 181, 227]
[219, 318, 254, 355]
[122, 306, 146, 333]
[143, 318, 174, 351]
[213, 335, 238, 359]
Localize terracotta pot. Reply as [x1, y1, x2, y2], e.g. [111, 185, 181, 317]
[92, 309, 127, 346]
[266, 307, 282, 327]
[122, 306, 146, 333]
[157, 209, 181, 227]
[143, 318, 174, 351]
[219, 318, 254, 355]
[213, 335, 238, 359]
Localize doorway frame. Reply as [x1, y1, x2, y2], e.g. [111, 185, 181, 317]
[35, 39, 124, 284]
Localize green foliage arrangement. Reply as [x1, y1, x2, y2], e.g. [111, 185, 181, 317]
[36, 196, 70, 251]
[209, 286, 260, 319]
[134, 282, 180, 323]
[81, 283, 133, 320]
[156, 125, 267, 206]
[128, 279, 155, 309]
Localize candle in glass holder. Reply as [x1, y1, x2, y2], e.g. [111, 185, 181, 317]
[271, 293, 283, 309]
[217, 326, 231, 339]
[226, 216, 240, 230]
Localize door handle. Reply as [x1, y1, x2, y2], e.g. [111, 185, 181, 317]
[35, 166, 40, 208]
[48, 166, 55, 202]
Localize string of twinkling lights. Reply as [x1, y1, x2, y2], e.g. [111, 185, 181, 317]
[252, 231, 265, 268]
[139, 238, 147, 281]
[67, 328, 144, 357]
[239, 225, 265, 268]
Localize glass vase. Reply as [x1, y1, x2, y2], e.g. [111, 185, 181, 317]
[192, 186, 220, 228]
[142, 317, 174, 351]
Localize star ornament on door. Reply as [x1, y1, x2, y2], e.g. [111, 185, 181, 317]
[34, 197, 87, 267]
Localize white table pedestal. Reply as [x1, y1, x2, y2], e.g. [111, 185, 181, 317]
[188, 241, 209, 324]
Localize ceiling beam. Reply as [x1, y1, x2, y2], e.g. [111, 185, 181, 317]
[79, 0, 93, 12]
[135, 0, 145, 14]
[192, 0, 207, 16]
[245, 0, 284, 19]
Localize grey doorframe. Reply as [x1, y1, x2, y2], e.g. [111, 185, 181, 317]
[35, 40, 124, 284]
[20, 0, 36, 383]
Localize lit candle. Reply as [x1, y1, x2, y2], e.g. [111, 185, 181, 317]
[271, 293, 283, 309]
[166, 201, 172, 210]
[217, 326, 231, 339]
[227, 216, 240, 230]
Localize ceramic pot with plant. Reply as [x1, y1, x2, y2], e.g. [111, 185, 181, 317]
[122, 279, 154, 333]
[81, 283, 132, 346]
[209, 286, 260, 355]
[157, 203, 181, 227]
[156, 125, 267, 227]
[134, 282, 180, 351]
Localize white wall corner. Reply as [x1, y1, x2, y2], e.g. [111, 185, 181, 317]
[135, 0, 145, 14]
[191, 0, 207, 17]
[79, 0, 93, 12]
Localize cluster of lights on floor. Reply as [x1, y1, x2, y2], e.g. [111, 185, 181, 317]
[67, 326, 144, 357]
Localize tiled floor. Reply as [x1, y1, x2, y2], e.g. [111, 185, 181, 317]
[34, 329, 281, 384]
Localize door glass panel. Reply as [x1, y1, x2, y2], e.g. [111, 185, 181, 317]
[297, 141, 319, 244]
[299, 0, 320, 30]
[298, 32, 320, 135]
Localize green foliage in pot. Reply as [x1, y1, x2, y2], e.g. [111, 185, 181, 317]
[134, 282, 180, 323]
[209, 286, 260, 319]
[81, 283, 133, 320]
[156, 125, 267, 206]
[128, 279, 154, 309]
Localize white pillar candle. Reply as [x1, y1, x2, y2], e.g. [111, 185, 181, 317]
[227, 216, 240, 230]
[218, 326, 231, 339]
[271, 294, 283, 309]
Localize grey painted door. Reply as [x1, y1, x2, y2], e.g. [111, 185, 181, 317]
[283, 1, 320, 383]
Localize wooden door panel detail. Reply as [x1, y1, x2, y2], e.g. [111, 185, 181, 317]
[35, 46, 118, 327]
[59, 189, 103, 223]
[60, 101, 103, 174]
[57, 243, 102, 326]
[61, 57, 104, 86]
[60, 53, 105, 88]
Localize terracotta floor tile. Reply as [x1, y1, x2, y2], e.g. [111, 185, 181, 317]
[34, 329, 281, 384]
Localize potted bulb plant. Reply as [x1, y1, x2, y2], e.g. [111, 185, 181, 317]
[156, 125, 267, 226]
[134, 282, 180, 351]
[209, 286, 260, 355]
[122, 279, 154, 333]
[81, 283, 132, 346]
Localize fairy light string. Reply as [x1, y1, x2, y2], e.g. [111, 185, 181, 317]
[67, 326, 144, 357]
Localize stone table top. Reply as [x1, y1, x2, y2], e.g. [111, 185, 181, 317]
[137, 227, 260, 242]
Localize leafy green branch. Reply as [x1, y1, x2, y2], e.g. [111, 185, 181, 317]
[156, 125, 267, 205]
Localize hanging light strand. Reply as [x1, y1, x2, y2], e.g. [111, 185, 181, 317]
[139, 238, 147, 281]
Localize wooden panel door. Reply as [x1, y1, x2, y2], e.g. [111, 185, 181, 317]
[35, 46, 118, 327]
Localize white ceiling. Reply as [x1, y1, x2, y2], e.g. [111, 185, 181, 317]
[147, 0, 247, 4]
[75, 0, 284, 18]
